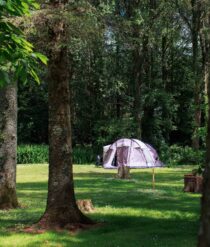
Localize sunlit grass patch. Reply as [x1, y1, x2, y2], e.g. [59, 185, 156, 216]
[0, 164, 200, 247]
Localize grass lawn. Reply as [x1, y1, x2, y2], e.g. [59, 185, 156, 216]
[0, 165, 200, 247]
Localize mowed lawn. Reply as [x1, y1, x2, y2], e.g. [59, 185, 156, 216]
[0, 165, 200, 247]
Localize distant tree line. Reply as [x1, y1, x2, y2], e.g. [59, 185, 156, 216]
[18, 0, 208, 155]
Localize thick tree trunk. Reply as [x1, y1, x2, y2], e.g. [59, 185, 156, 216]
[0, 84, 18, 209]
[191, 0, 202, 150]
[39, 2, 92, 228]
[198, 58, 210, 246]
[198, 9, 210, 247]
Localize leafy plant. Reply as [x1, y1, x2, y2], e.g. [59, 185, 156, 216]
[17, 145, 95, 164]
[160, 144, 205, 167]
[17, 144, 48, 164]
[0, 0, 48, 86]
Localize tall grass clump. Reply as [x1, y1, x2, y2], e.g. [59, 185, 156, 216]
[72, 146, 95, 164]
[17, 145, 95, 164]
[17, 145, 49, 164]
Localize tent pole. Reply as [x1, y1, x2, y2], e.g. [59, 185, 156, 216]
[152, 168, 155, 190]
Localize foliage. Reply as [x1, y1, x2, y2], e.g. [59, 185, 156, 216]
[17, 145, 95, 164]
[0, 0, 47, 85]
[160, 144, 205, 167]
[17, 144, 48, 164]
[17, 143, 205, 167]
[0, 164, 200, 247]
[18, 80, 48, 144]
[93, 117, 136, 148]
[16, 0, 206, 157]
[73, 146, 95, 164]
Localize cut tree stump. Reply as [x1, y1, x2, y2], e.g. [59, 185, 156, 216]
[76, 199, 94, 212]
[116, 166, 131, 179]
[183, 174, 203, 193]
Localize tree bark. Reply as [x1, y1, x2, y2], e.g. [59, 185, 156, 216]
[0, 84, 18, 210]
[191, 0, 202, 150]
[132, 36, 147, 140]
[130, 0, 156, 140]
[198, 8, 210, 247]
[123, 1, 144, 139]
[38, 1, 92, 228]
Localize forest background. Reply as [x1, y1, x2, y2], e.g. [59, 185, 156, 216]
[16, 0, 209, 166]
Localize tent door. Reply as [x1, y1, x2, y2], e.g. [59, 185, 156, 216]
[116, 146, 129, 166]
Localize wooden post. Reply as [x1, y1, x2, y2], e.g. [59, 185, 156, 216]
[152, 168, 155, 190]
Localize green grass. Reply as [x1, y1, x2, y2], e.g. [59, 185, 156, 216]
[0, 165, 200, 247]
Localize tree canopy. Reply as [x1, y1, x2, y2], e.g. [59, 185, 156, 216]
[0, 0, 47, 85]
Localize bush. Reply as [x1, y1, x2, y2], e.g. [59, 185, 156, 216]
[18, 144, 204, 166]
[17, 145, 95, 164]
[17, 145, 48, 164]
[160, 144, 205, 167]
[73, 146, 95, 164]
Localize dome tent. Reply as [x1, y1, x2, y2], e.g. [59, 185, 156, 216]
[103, 138, 163, 169]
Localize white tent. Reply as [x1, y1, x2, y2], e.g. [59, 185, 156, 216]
[103, 138, 163, 169]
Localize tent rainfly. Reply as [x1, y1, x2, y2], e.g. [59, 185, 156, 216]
[103, 138, 163, 169]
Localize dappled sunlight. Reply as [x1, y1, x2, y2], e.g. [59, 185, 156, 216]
[0, 231, 85, 247]
[92, 205, 198, 221]
[0, 164, 200, 247]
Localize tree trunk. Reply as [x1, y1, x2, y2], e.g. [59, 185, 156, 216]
[132, 37, 147, 139]
[38, 2, 92, 228]
[198, 8, 210, 247]
[117, 166, 131, 179]
[124, 1, 144, 139]
[0, 84, 18, 210]
[116, 40, 121, 119]
[131, 1, 156, 140]
[133, 52, 143, 139]
[162, 35, 168, 88]
[191, 0, 202, 150]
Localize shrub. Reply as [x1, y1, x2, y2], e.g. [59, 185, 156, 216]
[72, 146, 95, 164]
[17, 145, 95, 164]
[160, 144, 205, 167]
[17, 145, 48, 164]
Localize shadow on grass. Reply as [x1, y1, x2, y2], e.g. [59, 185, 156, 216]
[0, 215, 198, 247]
[0, 167, 200, 247]
[15, 170, 200, 217]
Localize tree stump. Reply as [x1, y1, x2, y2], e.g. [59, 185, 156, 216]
[76, 199, 94, 212]
[116, 166, 131, 179]
[184, 174, 203, 193]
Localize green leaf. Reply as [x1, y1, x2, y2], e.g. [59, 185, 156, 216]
[0, 70, 10, 85]
[29, 68, 40, 84]
[33, 52, 48, 65]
